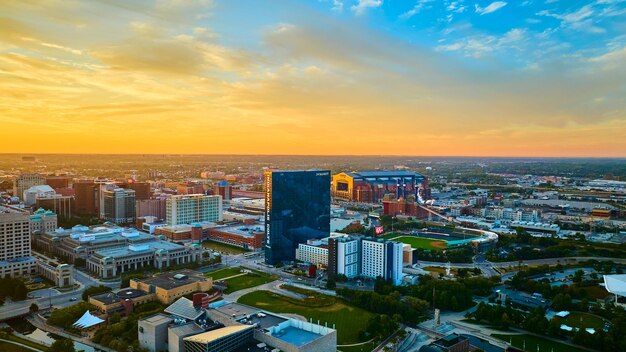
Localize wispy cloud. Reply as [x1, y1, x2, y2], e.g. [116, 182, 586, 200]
[331, 0, 344, 12]
[474, 1, 508, 15]
[436, 28, 526, 57]
[351, 0, 382, 15]
[537, 4, 605, 33]
[400, 0, 434, 19]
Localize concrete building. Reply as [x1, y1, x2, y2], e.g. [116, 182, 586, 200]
[45, 175, 71, 190]
[30, 208, 58, 234]
[206, 224, 264, 250]
[36, 260, 73, 287]
[23, 185, 56, 206]
[331, 170, 426, 203]
[136, 198, 167, 220]
[208, 301, 337, 352]
[33, 224, 203, 278]
[124, 181, 151, 201]
[102, 187, 136, 224]
[130, 270, 213, 304]
[420, 333, 470, 352]
[35, 196, 73, 219]
[214, 180, 232, 202]
[89, 288, 155, 315]
[328, 236, 360, 279]
[138, 313, 174, 352]
[0, 205, 37, 277]
[87, 241, 203, 279]
[166, 194, 222, 226]
[176, 182, 205, 195]
[13, 173, 46, 201]
[73, 179, 97, 216]
[139, 298, 337, 352]
[361, 238, 403, 285]
[183, 325, 254, 352]
[295, 239, 329, 266]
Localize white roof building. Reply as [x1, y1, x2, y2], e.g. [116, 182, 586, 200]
[603, 274, 626, 304]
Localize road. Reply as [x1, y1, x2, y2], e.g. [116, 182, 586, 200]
[0, 267, 120, 321]
[407, 256, 626, 278]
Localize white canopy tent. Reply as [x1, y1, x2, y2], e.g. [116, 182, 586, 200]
[72, 310, 105, 329]
[603, 274, 626, 304]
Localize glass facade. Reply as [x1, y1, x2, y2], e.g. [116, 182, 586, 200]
[264, 170, 331, 264]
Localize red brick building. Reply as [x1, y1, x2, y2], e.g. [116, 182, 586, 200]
[73, 179, 97, 216]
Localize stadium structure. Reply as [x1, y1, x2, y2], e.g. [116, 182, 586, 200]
[384, 225, 498, 251]
[332, 170, 428, 203]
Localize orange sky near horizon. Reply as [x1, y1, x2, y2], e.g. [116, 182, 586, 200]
[1, 1, 625, 157]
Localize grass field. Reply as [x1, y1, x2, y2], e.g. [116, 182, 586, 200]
[492, 333, 587, 352]
[205, 267, 244, 280]
[554, 311, 607, 330]
[238, 290, 375, 344]
[0, 341, 37, 352]
[1, 334, 50, 352]
[223, 271, 277, 293]
[201, 240, 249, 254]
[389, 236, 447, 250]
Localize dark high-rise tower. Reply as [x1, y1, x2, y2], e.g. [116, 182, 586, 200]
[264, 170, 330, 264]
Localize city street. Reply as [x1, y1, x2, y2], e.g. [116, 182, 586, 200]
[0, 268, 120, 321]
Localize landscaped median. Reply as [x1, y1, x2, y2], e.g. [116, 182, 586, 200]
[206, 267, 278, 293]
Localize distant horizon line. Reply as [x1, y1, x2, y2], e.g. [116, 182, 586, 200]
[0, 152, 625, 159]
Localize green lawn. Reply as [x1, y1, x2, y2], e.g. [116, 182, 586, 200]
[223, 272, 277, 293]
[205, 267, 244, 280]
[0, 341, 39, 352]
[554, 311, 607, 330]
[389, 236, 447, 250]
[492, 334, 588, 352]
[201, 240, 250, 254]
[238, 290, 375, 345]
[2, 334, 49, 352]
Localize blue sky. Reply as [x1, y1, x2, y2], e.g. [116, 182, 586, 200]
[210, 0, 626, 69]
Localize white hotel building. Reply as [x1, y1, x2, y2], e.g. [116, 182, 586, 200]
[296, 234, 404, 285]
[360, 239, 403, 286]
[166, 194, 223, 226]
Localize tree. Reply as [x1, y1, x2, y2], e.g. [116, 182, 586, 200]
[109, 312, 121, 324]
[12, 282, 28, 301]
[82, 285, 112, 301]
[49, 338, 76, 352]
[326, 278, 336, 290]
[573, 269, 584, 283]
[29, 303, 39, 314]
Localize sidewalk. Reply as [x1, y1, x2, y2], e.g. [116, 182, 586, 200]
[0, 338, 45, 352]
[28, 314, 116, 352]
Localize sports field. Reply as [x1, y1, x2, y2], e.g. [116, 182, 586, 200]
[389, 236, 447, 250]
[554, 311, 607, 330]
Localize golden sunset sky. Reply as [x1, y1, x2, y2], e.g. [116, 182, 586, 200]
[1, 0, 625, 156]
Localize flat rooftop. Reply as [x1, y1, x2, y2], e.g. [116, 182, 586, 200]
[139, 270, 208, 290]
[93, 239, 187, 258]
[213, 302, 260, 320]
[273, 326, 322, 347]
[0, 205, 29, 214]
[210, 224, 264, 238]
[169, 322, 205, 337]
[238, 312, 287, 330]
[91, 288, 149, 305]
[142, 313, 173, 326]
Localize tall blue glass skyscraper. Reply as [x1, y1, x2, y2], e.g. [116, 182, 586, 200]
[264, 170, 331, 264]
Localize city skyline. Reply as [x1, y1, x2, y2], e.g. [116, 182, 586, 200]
[2, 0, 626, 157]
